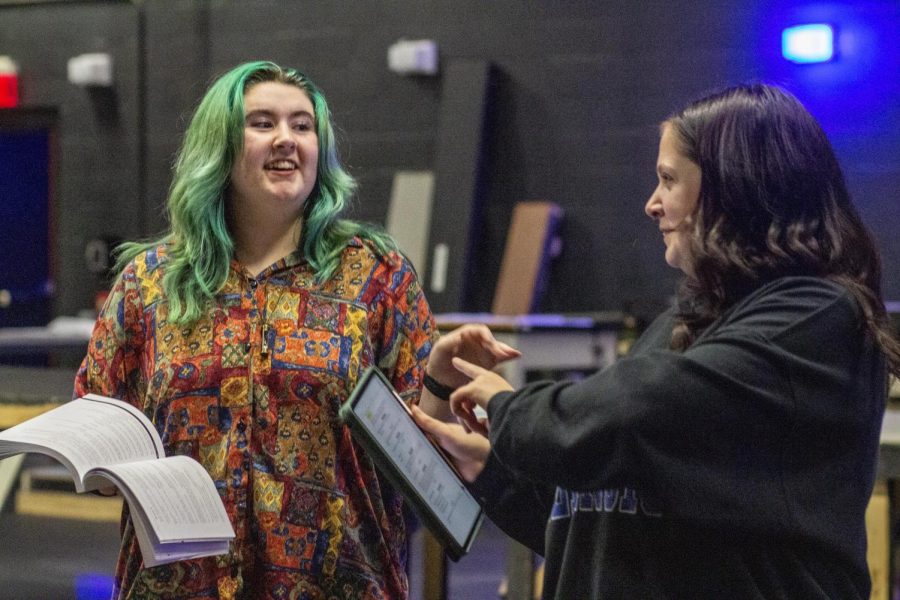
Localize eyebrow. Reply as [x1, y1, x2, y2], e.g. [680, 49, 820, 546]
[244, 108, 314, 120]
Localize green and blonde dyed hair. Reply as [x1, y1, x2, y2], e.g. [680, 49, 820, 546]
[118, 61, 395, 324]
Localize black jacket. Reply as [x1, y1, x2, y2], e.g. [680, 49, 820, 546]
[471, 277, 886, 599]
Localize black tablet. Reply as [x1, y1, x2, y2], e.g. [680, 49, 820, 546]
[340, 367, 484, 561]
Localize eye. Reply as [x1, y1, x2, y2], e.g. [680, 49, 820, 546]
[249, 118, 273, 129]
[292, 119, 314, 132]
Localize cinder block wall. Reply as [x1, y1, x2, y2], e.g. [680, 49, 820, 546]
[2, 0, 898, 321]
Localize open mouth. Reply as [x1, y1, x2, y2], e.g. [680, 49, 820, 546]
[265, 159, 298, 172]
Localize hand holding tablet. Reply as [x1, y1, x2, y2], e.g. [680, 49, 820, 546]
[339, 367, 484, 561]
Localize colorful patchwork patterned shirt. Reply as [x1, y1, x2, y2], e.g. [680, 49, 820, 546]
[74, 238, 437, 599]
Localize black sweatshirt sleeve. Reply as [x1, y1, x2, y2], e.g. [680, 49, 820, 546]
[484, 278, 884, 536]
[468, 449, 554, 555]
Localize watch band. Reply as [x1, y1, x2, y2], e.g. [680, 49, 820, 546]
[423, 373, 456, 401]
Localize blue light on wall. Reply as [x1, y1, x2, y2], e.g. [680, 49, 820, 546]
[782, 24, 835, 63]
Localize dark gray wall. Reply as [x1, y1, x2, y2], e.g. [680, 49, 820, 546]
[2, 0, 898, 321]
[0, 2, 142, 317]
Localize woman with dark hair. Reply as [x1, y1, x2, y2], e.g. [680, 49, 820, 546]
[76, 61, 438, 598]
[414, 83, 900, 598]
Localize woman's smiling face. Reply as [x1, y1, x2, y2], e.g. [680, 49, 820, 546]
[644, 123, 702, 274]
[229, 81, 319, 216]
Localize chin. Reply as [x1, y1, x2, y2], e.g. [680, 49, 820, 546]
[664, 251, 679, 269]
[668, 255, 694, 276]
[665, 257, 689, 274]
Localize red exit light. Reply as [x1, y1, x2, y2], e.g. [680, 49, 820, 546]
[0, 56, 19, 108]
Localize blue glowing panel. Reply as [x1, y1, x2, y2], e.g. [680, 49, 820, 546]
[75, 573, 115, 600]
[782, 24, 835, 63]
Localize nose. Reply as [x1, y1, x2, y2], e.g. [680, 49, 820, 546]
[273, 121, 296, 149]
[645, 187, 662, 219]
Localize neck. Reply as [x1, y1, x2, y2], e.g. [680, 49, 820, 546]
[229, 198, 303, 277]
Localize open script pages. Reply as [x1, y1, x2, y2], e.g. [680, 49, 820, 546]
[0, 394, 235, 566]
[0, 394, 163, 492]
[92, 455, 233, 542]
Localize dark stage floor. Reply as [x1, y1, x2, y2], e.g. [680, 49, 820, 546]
[0, 510, 509, 600]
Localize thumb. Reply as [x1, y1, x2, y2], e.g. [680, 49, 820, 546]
[451, 356, 491, 379]
[412, 405, 471, 459]
[411, 404, 453, 440]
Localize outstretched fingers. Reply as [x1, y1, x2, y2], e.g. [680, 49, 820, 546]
[451, 356, 492, 379]
[451, 358, 514, 406]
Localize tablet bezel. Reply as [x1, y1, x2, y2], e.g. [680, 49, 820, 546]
[340, 367, 484, 561]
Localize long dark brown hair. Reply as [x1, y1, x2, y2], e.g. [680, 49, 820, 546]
[666, 83, 900, 375]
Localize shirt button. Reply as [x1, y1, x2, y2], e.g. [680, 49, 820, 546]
[237, 421, 246, 433]
[249, 280, 258, 290]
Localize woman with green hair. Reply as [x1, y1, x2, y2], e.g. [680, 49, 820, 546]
[76, 61, 438, 598]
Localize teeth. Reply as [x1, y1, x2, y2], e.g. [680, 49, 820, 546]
[267, 160, 296, 170]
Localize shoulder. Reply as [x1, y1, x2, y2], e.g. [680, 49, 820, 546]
[630, 306, 677, 355]
[714, 276, 861, 342]
[115, 243, 168, 280]
[323, 236, 420, 299]
[344, 235, 417, 278]
[139, 243, 170, 272]
[111, 244, 170, 311]
[745, 276, 850, 306]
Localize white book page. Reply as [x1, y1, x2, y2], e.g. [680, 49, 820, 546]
[112, 487, 230, 567]
[116, 491, 231, 567]
[140, 539, 232, 568]
[90, 455, 235, 543]
[0, 395, 163, 491]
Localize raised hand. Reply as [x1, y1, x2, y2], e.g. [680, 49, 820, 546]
[426, 324, 520, 390]
[448, 357, 514, 433]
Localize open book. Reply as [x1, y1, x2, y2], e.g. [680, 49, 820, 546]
[0, 394, 235, 567]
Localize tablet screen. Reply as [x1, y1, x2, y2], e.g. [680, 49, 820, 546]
[347, 369, 482, 552]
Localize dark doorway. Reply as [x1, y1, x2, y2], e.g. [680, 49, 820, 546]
[0, 108, 57, 330]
